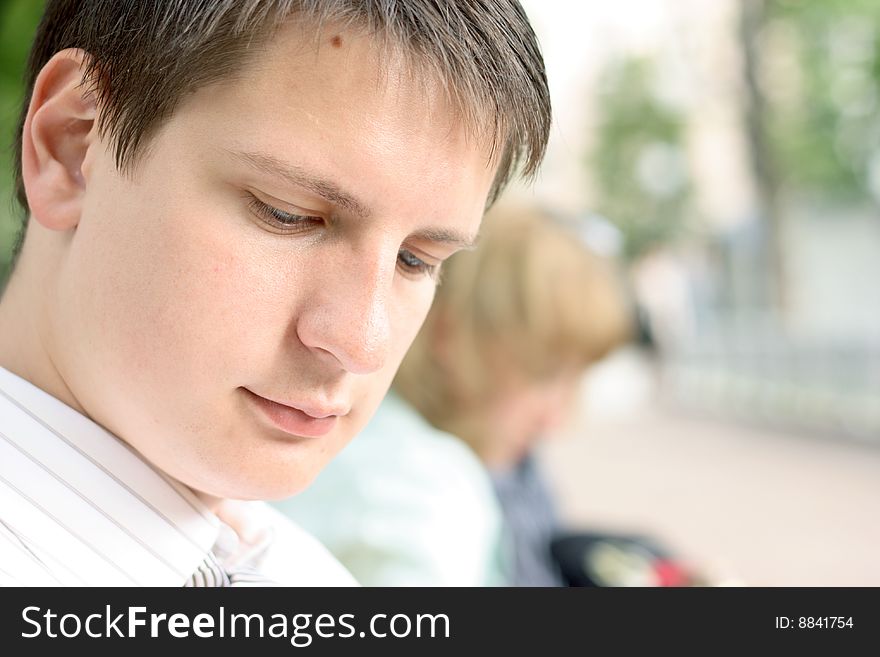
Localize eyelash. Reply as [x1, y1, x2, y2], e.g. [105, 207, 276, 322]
[247, 195, 321, 234]
[398, 248, 438, 279]
[246, 194, 438, 280]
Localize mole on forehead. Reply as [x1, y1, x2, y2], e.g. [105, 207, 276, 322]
[274, 21, 500, 170]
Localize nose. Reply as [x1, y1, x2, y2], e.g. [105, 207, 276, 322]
[296, 247, 393, 375]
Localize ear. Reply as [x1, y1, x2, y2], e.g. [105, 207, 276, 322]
[20, 48, 98, 232]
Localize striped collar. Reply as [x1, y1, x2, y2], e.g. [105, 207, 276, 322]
[0, 366, 220, 586]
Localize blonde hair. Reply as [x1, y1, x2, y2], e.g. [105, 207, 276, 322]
[393, 203, 633, 446]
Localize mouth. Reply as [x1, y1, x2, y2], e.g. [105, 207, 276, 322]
[243, 388, 344, 438]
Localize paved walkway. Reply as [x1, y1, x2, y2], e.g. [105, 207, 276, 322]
[540, 353, 880, 586]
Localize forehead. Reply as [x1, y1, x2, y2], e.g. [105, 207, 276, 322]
[254, 17, 501, 160]
[157, 18, 499, 226]
[258, 20, 455, 131]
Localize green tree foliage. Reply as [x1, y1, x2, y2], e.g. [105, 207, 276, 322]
[763, 0, 880, 202]
[589, 57, 692, 260]
[0, 0, 44, 285]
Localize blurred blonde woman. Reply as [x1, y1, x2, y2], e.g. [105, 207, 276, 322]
[276, 203, 632, 586]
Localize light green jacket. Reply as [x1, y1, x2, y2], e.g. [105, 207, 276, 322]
[274, 391, 507, 586]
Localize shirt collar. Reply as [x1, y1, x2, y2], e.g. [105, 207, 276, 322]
[0, 366, 220, 586]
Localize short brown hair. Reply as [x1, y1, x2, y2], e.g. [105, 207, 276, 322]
[13, 0, 550, 237]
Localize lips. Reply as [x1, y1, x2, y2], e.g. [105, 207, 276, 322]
[244, 388, 343, 438]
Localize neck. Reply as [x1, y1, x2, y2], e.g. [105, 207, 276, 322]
[192, 489, 225, 513]
[0, 225, 86, 416]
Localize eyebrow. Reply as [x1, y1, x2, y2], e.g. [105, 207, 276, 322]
[410, 227, 478, 251]
[227, 148, 370, 218]
[228, 148, 479, 250]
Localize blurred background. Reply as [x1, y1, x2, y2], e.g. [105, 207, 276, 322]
[511, 0, 880, 586]
[0, 0, 42, 283]
[1, 0, 877, 585]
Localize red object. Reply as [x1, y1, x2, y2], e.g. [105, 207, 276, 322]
[653, 559, 689, 587]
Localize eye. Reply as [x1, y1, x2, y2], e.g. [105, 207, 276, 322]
[246, 194, 323, 234]
[397, 248, 439, 279]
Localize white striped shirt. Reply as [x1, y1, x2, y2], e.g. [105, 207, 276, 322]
[0, 366, 356, 587]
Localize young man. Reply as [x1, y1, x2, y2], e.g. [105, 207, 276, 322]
[0, 1, 550, 586]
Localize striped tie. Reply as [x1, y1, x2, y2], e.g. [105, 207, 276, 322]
[184, 550, 279, 587]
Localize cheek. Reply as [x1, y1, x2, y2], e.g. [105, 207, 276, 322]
[483, 396, 521, 443]
[67, 184, 286, 399]
[492, 391, 548, 446]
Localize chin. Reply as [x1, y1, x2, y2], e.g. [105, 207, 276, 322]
[249, 475, 318, 502]
[172, 458, 315, 504]
[225, 466, 321, 502]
